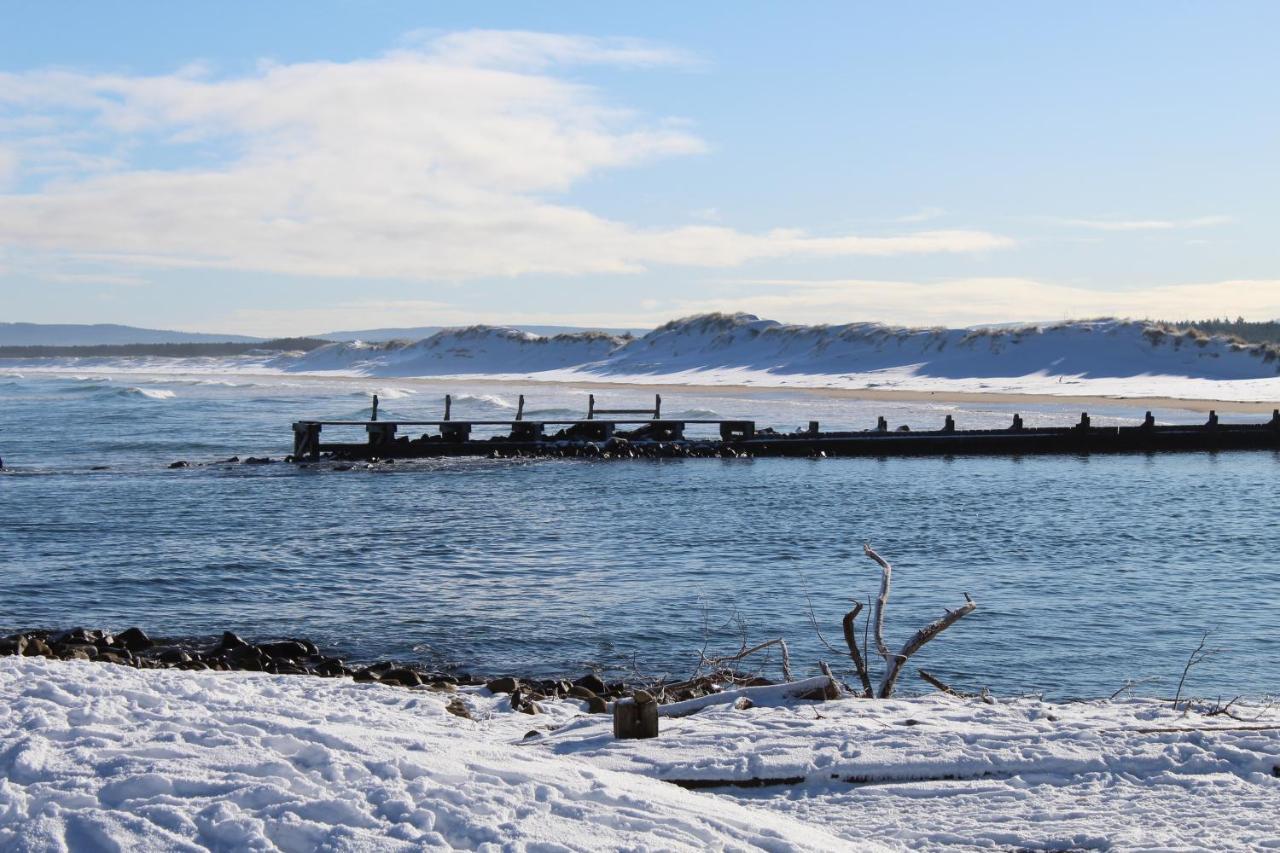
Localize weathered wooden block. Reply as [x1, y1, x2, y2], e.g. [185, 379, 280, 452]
[613, 693, 659, 739]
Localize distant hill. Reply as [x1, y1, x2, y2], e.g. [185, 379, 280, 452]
[0, 338, 328, 359]
[0, 323, 264, 346]
[315, 324, 647, 342]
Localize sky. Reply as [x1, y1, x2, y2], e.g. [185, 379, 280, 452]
[1, 1, 1278, 336]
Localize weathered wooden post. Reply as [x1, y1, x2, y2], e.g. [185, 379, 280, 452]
[1142, 411, 1155, 429]
[1206, 410, 1218, 428]
[1011, 413, 1023, 431]
[516, 394, 525, 421]
[367, 422, 397, 448]
[1077, 412, 1091, 430]
[876, 416, 888, 432]
[292, 422, 321, 461]
[654, 394, 662, 419]
[613, 690, 659, 739]
[942, 415, 955, 433]
[587, 394, 596, 420]
[444, 394, 452, 422]
[371, 394, 379, 422]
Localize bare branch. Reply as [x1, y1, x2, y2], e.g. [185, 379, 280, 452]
[699, 637, 793, 683]
[879, 598, 977, 698]
[864, 544, 894, 667]
[840, 602, 874, 698]
[918, 668, 973, 698]
[1172, 630, 1224, 711]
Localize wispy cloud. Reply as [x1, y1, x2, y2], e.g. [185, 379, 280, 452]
[1061, 215, 1233, 232]
[894, 206, 946, 223]
[0, 30, 1011, 282]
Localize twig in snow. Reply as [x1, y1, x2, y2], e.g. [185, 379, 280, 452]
[699, 637, 793, 683]
[1172, 630, 1224, 712]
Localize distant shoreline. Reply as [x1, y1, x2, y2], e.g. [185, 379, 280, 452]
[8, 364, 1280, 413]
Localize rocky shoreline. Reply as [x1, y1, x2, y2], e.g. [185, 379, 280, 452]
[0, 626, 758, 716]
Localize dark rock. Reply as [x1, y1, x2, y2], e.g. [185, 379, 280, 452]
[153, 647, 191, 665]
[56, 627, 104, 646]
[259, 640, 311, 660]
[23, 638, 52, 657]
[115, 627, 153, 652]
[567, 685, 598, 701]
[214, 631, 250, 653]
[243, 457, 275, 465]
[96, 650, 130, 666]
[573, 674, 607, 695]
[381, 667, 424, 688]
[586, 696, 609, 714]
[486, 676, 520, 695]
[60, 644, 99, 660]
[168, 460, 190, 469]
[445, 697, 471, 719]
[0, 635, 28, 656]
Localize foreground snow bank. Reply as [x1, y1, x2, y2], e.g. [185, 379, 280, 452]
[541, 694, 1280, 850]
[0, 658, 848, 851]
[3, 657, 1278, 851]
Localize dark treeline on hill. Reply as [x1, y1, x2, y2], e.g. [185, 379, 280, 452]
[1166, 318, 1280, 345]
[0, 338, 330, 359]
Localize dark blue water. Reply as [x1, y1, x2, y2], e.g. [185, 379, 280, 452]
[2, 369, 1277, 698]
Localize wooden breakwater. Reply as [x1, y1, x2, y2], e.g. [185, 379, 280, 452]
[291, 394, 1280, 460]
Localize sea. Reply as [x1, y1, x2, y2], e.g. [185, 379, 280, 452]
[1, 367, 1277, 699]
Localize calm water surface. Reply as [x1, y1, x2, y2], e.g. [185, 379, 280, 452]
[1, 369, 1277, 698]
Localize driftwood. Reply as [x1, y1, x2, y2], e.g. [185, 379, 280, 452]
[653, 676, 835, 718]
[864, 544, 977, 698]
[840, 602, 874, 698]
[918, 668, 971, 697]
[867, 545, 893, 670]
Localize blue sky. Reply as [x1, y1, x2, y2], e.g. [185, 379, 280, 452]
[1, 1, 1277, 335]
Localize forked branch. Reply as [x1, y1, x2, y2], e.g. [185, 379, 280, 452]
[879, 594, 977, 697]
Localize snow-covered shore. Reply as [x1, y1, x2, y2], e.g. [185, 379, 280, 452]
[6, 315, 1280, 403]
[3, 657, 1277, 851]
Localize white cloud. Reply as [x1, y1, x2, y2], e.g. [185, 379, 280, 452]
[1061, 215, 1233, 232]
[0, 30, 1010, 282]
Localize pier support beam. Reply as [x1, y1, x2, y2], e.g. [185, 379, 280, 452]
[292, 422, 321, 461]
[510, 422, 544, 441]
[720, 421, 756, 441]
[367, 422, 397, 449]
[440, 423, 472, 442]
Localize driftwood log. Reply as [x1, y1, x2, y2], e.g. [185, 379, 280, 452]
[864, 544, 977, 698]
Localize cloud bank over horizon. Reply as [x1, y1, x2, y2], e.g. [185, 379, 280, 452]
[1, 18, 1276, 335]
[0, 29, 1009, 285]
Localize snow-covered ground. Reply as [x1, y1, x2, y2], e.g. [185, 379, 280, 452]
[3, 658, 1277, 851]
[6, 314, 1280, 402]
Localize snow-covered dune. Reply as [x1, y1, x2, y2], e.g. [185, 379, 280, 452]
[7, 314, 1280, 401]
[276, 314, 1280, 400]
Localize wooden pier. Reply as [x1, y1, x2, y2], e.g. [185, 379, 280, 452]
[291, 394, 1280, 461]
